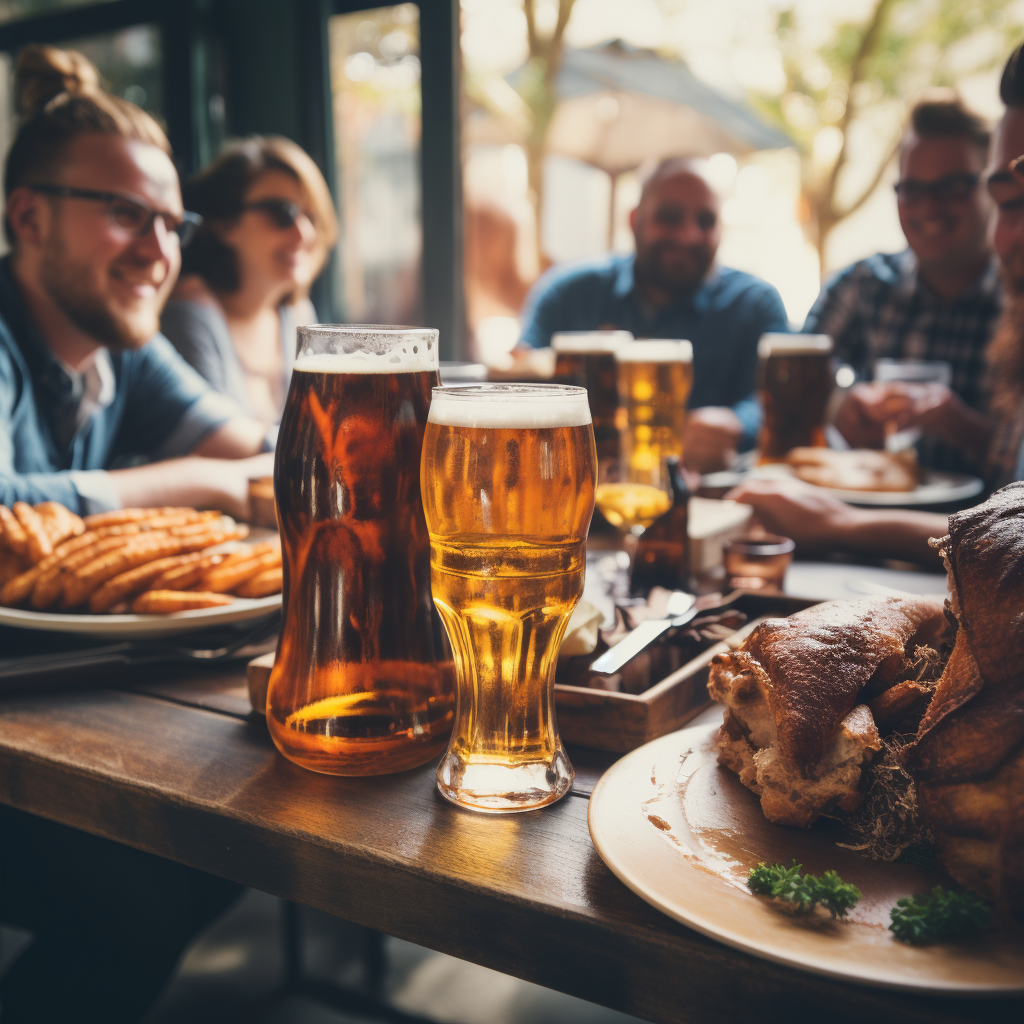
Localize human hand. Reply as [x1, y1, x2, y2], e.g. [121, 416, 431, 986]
[725, 478, 861, 553]
[684, 406, 743, 474]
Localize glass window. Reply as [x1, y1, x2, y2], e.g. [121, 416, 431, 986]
[328, 3, 422, 324]
[0, 0, 117, 26]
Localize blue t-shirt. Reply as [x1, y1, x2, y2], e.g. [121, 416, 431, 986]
[519, 253, 789, 447]
[0, 257, 241, 513]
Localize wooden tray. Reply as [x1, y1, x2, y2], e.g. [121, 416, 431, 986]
[246, 593, 814, 752]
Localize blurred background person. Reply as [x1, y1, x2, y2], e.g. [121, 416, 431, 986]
[730, 44, 1024, 565]
[806, 95, 999, 473]
[161, 136, 337, 428]
[518, 157, 788, 473]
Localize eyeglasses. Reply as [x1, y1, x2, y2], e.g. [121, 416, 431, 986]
[241, 198, 312, 230]
[893, 173, 980, 205]
[30, 184, 202, 246]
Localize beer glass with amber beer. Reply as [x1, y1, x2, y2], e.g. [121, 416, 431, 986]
[421, 384, 596, 812]
[552, 331, 632, 455]
[616, 340, 693, 474]
[757, 334, 834, 462]
[267, 326, 454, 776]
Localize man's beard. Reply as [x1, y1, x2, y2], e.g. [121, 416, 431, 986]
[39, 241, 158, 352]
[634, 241, 713, 297]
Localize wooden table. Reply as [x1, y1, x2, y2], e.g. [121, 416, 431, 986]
[0, 660, 1019, 1024]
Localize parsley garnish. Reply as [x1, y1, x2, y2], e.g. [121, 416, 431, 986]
[748, 862, 862, 918]
[889, 887, 991, 945]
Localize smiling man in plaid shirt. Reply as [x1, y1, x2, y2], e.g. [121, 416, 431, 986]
[805, 95, 1000, 473]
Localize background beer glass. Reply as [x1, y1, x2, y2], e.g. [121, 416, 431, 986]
[615, 340, 693, 475]
[552, 331, 632, 456]
[421, 384, 597, 812]
[268, 326, 454, 776]
[757, 334, 834, 462]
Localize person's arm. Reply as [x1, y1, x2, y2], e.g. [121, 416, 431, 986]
[120, 336, 268, 462]
[160, 298, 232, 394]
[107, 452, 275, 520]
[725, 479, 948, 564]
[802, 265, 865, 369]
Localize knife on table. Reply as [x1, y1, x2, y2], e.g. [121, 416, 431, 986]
[590, 591, 698, 675]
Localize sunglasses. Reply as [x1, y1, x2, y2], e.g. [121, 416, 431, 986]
[30, 184, 202, 245]
[893, 173, 980, 205]
[242, 198, 311, 230]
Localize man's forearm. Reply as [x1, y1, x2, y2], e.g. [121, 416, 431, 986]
[108, 453, 274, 519]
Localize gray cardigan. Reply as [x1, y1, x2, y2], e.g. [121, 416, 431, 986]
[160, 299, 298, 423]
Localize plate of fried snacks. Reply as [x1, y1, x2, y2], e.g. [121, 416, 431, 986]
[589, 483, 1024, 993]
[0, 502, 282, 638]
[754, 449, 983, 507]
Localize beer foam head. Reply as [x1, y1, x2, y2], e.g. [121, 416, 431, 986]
[551, 331, 633, 354]
[294, 325, 439, 373]
[615, 339, 692, 363]
[758, 333, 833, 359]
[428, 384, 592, 428]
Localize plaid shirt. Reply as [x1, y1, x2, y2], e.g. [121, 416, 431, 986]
[803, 249, 1003, 473]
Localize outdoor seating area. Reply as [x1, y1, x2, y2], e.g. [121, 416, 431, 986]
[0, 3, 1023, 1023]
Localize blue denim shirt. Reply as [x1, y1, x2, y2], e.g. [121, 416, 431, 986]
[519, 253, 790, 447]
[0, 257, 241, 513]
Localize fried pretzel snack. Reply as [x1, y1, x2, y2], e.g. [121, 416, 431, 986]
[83, 507, 193, 530]
[31, 535, 138, 610]
[13, 502, 53, 563]
[35, 502, 85, 547]
[90, 553, 205, 613]
[62, 535, 182, 608]
[0, 505, 29, 558]
[132, 590, 233, 614]
[204, 548, 281, 593]
[234, 565, 283, 599]
[148, 552, 224, 592]
[0, 565, 40, 606]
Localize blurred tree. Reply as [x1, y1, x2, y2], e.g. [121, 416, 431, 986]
[752, 0, 1020, 273]
[517, 0, 577, 266]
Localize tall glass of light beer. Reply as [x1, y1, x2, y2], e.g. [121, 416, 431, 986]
[267, 326, 455, 776]
[421, 384, 597, 812]
[757, 334, 834, 462]
[552, 331, 632, 455]
[616, 340, 693, 475]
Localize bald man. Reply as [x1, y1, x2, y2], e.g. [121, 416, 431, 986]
[519, 158, 788, 471]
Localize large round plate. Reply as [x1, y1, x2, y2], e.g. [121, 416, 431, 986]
[749, 464, 983, 507]
[0, 594, 280, 639]
[588, 708, 1024, 994]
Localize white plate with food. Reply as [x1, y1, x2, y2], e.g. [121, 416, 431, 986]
[0, 593, 281, 640]
[1, 502, 283, 638]
[753, 454, 983, 507]
[589, 707, 1024, 994]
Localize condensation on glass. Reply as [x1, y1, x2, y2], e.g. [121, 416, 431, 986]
[328, 4, 423, 325]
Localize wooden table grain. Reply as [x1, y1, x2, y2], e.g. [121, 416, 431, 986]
[0, 664, 1019, 1024]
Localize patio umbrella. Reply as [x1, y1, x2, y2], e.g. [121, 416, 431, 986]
[509, 39, 794, 245]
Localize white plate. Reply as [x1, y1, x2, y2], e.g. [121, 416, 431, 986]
[588, 707, 1024, 994]
[752, 464, 983, 507]
[0, 594, 281, 640]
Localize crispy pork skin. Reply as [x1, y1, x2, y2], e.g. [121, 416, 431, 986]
[905, 482, 1024, 918]
[708, 595, 945, 827]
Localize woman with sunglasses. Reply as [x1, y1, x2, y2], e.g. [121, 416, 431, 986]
[161, 136, 338, 427]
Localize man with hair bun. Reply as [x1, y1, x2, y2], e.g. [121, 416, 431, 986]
[519, 156, 789, 473]
[806, 93, 1000, 473]
[0, 44, 258, 1024]
[0, 43, 274, 518]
